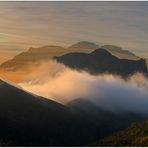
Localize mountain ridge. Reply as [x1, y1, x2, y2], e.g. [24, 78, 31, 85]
[0, 79, 146, 146]
[101, 45, 140, 60]
[55, 48, 148, 77]
[0, 41, 145, 71]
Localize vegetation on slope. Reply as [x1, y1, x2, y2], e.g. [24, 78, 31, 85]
[92, 120, 148, 146]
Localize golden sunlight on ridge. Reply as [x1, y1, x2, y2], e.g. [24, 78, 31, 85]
[0, 52, 13, 64]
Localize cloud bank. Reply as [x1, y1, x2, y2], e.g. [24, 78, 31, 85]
[19, 60, 148, 115]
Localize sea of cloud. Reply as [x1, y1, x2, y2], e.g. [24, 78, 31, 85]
[19, 60, 148, 115]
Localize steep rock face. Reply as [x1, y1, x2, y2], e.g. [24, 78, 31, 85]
[55, 48, 148, 77]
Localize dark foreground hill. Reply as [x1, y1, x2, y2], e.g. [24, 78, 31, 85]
[0, 79, 78, 146]
[0, 80, 147, 146]
[91, 120, 148, 146]
[55, 48, 148, 77]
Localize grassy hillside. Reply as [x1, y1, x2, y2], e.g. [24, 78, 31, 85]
[92, 120, 148, 146]
[0, 81, 146, 146]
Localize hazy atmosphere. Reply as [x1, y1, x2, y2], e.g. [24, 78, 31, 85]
[0, 1, 148, 146]
[19, 60, 148, 115]
[0, 2, 148, 58]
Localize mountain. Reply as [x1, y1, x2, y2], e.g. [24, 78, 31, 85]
[0, 52, 13, 65]
[0, 46, 66, 71]
[1, 42, 147, 82]
[69, 42, 140, 61]
[0, 79, 101, 146]
[91, 120, 148, 146]
[0, 79, 146, 146]
[55, 48, 148, 77]
[101, 45, 140, 60]
[0, 79, 79, 146]
[0, 42, 98, 72]
[0, 41, 146, 72]
[67, 98, 147, 146]
[68, 41, 99, 51]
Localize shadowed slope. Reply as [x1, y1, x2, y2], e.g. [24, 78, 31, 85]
[0, 42, 98, 71]
[101, 45, 139, 60]
[55, 48, 147, 77]
[0, 79, 102, 146]
[0, 80, 147, 146]
[0, 42, 147, 72]
[92, 120, 148, 146]
[0, 46, 65, 71]
[0, 79, 76, 146]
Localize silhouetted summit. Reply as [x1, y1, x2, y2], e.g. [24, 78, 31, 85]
[69, 41, 99, 49]
[101, 45, 139, 60]
[1, 42, 146, 72]
[0, 42, 98, 71]
[55, 48, 148, 77]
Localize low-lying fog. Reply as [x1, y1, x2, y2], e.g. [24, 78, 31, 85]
[19, 60, 148, 115]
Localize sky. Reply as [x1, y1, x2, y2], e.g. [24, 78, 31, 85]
[0, 1, 148, 58]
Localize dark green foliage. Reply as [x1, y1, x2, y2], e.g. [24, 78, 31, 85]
[91, 120, 148, 146]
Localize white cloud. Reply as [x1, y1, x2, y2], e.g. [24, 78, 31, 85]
[19, 60, 148, 115]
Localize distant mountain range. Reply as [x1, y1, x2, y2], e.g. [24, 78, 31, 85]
[101, 45, 140, 60]
[0, 41, 147, 71]
[55, 48, 147, 77]
[0, 46, 66, 71]
[0, 52, 13, 64]
[69, 41, 99, 51]
[0, 79, 146, 146]
[0, 42, 98, 71]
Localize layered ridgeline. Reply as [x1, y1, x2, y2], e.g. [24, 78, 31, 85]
[92, 120, 148, 146]
[0, 41, 98, 71]
[0, 79, 146, 146]
[55, 48, 147, 77]
[101, 45, 140, 60]
[0, 41, 146, 71]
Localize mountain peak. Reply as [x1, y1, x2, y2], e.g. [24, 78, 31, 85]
[69, 41, 99, 49]
[101, 45, 122, 52]
[102, 45, 138, 57]
[28, 45, 64, 52]
[55, 48, 148, 77]
[90, 48, 114, 56]
[101, 45, 140, 61]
